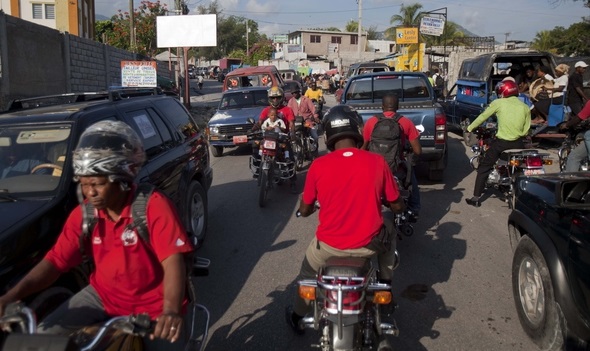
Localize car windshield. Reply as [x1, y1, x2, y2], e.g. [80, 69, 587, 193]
[345, 74, 431, 101]
[0, 124, 72, 195]
[219, 90, 269, 110]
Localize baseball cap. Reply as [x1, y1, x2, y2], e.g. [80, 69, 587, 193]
[575, 61, 589, 68]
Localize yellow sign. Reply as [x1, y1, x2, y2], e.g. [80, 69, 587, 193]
[395, 28, 419, 44]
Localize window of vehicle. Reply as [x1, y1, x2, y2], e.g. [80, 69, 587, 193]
[459, 57, 488, 80]
[331, 36, 342, 44]
[345, 75, 431, 101]
[124, 109, 164, 158]
[0, 124, 72, 193]
[310, 35, 321, 43]
[219, 90, 269, 110]
[519, 180, 556, 205]
[152, 99, 199, 139]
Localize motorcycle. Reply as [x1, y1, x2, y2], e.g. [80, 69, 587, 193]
[467, 122, 552, 209]
[293, 116, 319, 170]
[311, 99, 324, 120]
[0, 257, 211, 351]
[248, 129, 296, 207]
[393, 152, 416, 237]
[557, 121, 590, 172]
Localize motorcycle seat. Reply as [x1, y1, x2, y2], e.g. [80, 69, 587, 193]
[323, 257, 371, 278]
[500, 149, 539, 161]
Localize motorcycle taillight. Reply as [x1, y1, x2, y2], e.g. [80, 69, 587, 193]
[322, 278, 364, 315]
[525, 156, 543, 168]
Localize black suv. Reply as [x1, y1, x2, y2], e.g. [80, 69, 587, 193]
[508, 173, 589, 350]
[0, 89, 212, 312]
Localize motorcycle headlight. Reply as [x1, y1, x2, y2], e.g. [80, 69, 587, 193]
[208, 126, 219, 135]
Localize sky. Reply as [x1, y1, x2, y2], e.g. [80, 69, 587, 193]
[95, 0, 589, 43]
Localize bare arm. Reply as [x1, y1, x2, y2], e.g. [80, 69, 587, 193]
[576, 86, 588, 101]
[0, 259, 61, 317]
[151, 253, 186, 343]
[298, 198, 316, 217]
[409, 138, 422, 156]
[388, 197, 406, 214]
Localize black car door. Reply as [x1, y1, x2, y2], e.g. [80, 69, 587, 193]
[568, 207, 590, 323]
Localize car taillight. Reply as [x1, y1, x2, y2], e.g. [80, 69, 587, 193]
[435, 111, 446, 144]
[525, 156, 543, 168]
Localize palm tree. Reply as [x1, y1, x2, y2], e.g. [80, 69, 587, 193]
[384, 3, 424, 40]
[530, 30, 557, 53]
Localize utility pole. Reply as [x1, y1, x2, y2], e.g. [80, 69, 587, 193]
[129, 0, 135, 52]
[357, 0, 362, 62]
[246, 19, 249, 59]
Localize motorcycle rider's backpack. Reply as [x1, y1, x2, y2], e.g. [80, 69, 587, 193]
[79, 183, 155, 266]
[369, 113, 402, 173]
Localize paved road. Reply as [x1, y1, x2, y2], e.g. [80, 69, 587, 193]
[191, 86, 550, 351]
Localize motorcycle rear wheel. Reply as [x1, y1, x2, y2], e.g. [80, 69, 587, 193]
[258, 169, 269, 207]
[329, 322, 362, 351]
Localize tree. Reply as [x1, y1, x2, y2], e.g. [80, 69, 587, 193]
[97, 1, 168, 57]
[385, 2, 423, 39]
[345, 20, 379, 40]
[530, 30, 557, 53]
[423, 21, 467, 47]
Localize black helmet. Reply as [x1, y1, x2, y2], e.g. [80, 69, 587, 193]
[72, 120, 145, 183]
[322, 105, 364, 151]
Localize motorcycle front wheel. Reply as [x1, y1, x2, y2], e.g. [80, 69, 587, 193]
[258, 169, 269, 207]
[293, 141, 304, 171]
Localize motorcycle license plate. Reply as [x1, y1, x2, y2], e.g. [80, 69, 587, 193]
[524, 169, 545, 176]
[233, 135, 248, 144]
[263, 140, 277, 150]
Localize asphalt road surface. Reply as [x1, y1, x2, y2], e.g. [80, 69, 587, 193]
[190, 82, 549, 351]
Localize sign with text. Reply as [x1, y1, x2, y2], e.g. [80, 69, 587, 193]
[273, 34, 288, 43]
[121, 61, 157, 87]
[420, 16, 445, 36]
[395, 27, 418, 44]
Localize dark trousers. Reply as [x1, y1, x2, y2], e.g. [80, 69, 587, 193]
[473, 138, 525, 197]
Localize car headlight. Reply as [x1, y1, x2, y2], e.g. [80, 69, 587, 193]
[208, 126, 219, 135]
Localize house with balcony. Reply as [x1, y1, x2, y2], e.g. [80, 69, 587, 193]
[0, 0, 95, 39]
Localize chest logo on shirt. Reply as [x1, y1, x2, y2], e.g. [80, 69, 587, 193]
[121, 228, 138, 246]
[93, 236, 102, 245]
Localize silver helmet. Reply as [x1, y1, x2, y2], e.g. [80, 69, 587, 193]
[72, 120, 145, 182]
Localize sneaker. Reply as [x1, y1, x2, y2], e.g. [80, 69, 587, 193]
[285, 305, 305, 335]
[465, 196, 481, 207]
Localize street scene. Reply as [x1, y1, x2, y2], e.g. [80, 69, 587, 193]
[0, 0, 589, 351]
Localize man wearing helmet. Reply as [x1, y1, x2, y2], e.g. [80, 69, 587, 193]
[464, 80, 531, 207]
[253, 86, 298, 193]
[286, 105, 405, 334]
[0, 121, 194, 350]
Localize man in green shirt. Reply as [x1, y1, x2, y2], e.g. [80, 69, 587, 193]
[465, 80, 531, 207]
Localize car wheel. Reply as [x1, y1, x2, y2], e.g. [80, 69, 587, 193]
[512, 236, 564, 350]
[210, 146, 223, 158]
[187, 181, 208, 247]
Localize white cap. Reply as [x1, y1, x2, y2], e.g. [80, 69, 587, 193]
[575, 61, 589, 68]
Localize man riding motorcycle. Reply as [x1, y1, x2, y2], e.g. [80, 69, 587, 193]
[252, 86, 298, 193]
[287, 86, 320, 157]
[286, 105, 405, 334]
[561, 100, 590, 171]
[304, 81, 325, 114]
[464, 80, 531, 207]
[0, 121, 194, 350]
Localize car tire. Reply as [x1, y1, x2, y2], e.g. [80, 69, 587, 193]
[186, 181, 208, 247]
[512, 236, 564, 351]
[211, 146, 223, 158]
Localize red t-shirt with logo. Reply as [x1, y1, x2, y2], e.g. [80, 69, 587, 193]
[302, 147, 400, 249]
[44, 189, 194, 318]
[259, 105, 295, 131]
[362, 111, 420, 146]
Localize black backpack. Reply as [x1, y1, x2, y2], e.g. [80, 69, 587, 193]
[369, 113, 402, 173]
[79, 183, 155, 264]
[435, 74, 444, 88]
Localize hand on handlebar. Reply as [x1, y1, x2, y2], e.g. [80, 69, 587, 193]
[151, 312, 183, 343]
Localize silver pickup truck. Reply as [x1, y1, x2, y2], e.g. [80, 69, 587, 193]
[341, 71, 448, 181]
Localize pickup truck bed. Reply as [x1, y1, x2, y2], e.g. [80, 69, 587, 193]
[341, 72, 448, 180]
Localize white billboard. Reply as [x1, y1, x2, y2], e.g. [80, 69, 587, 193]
[156, 14, 217, 48]
[420, 16, 445, 36]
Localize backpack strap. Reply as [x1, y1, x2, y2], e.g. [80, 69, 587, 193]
[79, 184, 96, 265]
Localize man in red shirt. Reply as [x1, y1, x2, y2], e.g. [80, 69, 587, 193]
[286, 105, 405, 334]
[287, 86, 320, 157]
[0, 121, 193, 350]
[362, 94, 422, 221]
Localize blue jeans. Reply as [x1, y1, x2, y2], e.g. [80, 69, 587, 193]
[565, 130, 590, 172]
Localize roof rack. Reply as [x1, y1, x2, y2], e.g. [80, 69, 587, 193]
[4, 87, 164, 112]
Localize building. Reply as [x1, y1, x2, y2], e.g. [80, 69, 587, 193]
[287, 29, 368, 59]
[0, 0, 95, 39]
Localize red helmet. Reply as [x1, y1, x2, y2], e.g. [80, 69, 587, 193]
[495, 80, 518, 98]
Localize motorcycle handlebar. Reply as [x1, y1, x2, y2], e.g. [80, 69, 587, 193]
[78, 314, 155, 351]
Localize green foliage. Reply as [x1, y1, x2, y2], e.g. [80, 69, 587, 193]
[97, 0, 168, 56]
[345, 20, 379, 40]
[423, 21, 467, 47]
[532, 22, 590, 56]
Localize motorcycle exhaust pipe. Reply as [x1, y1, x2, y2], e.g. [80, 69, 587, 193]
[380, 322, 400, 336]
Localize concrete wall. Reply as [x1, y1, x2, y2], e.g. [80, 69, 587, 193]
[0, 12, 172, 110]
